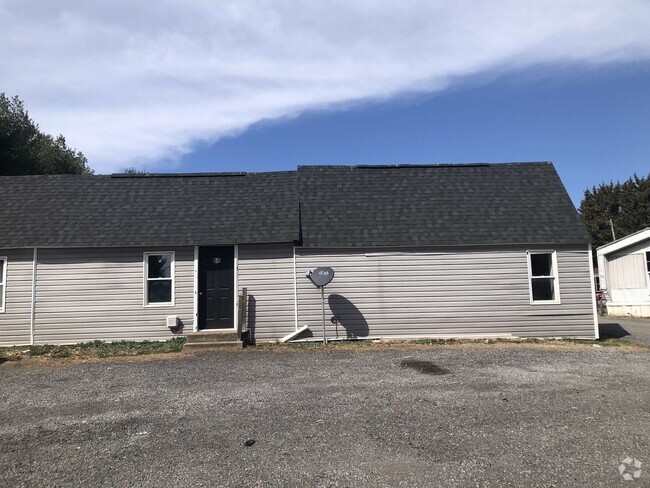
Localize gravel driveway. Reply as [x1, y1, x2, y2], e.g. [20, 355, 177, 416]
[1, 346, 649, 487]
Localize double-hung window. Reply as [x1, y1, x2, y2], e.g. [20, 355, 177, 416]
[527, 251, 560, 304]
[144, 252, 175, 306]
[0, 257, 6, 313]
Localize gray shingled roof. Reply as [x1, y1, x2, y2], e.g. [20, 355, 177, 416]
[0, 172, 298, 247]
[297, 163, 590, 247]
[0, 162, 590, 248]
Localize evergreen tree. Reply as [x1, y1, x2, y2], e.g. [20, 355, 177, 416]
[579, 173, 650, 249]
[0, 93, 93, 175]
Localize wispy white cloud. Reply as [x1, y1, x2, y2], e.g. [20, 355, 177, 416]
[1, 0, 649, 173]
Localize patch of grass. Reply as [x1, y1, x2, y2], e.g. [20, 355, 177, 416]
[0, 337, 187, 363]
[254, 339, 380, 351]
[412, 336, 643, 348]
[0, 351, 21, 363]
[252, 335, 648, 351]
[27, 344, 60, 356]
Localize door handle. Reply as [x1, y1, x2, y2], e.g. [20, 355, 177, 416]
[199, 292, 203, 296]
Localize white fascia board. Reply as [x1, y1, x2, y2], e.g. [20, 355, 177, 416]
[596, 228, 650, 256]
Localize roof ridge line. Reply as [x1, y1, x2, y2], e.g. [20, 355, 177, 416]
[297, 161, 553, 170]
[110, 172, 246, 178]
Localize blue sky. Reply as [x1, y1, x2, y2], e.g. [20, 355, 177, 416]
[2, 0, 649, 208]
[171, 62, 650, 207]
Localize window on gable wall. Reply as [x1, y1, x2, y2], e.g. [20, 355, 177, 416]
[0, 257, 6, 312]
[528, 251, 560, 304]
[144, 252, 175, 306]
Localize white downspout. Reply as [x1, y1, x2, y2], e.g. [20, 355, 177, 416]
[193, 245, 199, 332]
[233, 245, 239, 331]
[30, 247, 37, 345]
[293, 245, 298, 331]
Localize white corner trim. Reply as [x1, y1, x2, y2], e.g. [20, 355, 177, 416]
[30, 247, 37, 345]
[645, 249, 650, 292]
[233, 244, 239, 331]
[588, 243, 600, 339]
[193, 245, 199, 332]
[293, 245, 298, 331]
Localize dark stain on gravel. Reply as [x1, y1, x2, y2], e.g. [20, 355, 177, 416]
[400, 359, 450, 375]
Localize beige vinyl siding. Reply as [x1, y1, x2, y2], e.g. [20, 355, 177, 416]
[608, 253, 647, 289]
[33, 247, 194, 345]
[238, 243, 295, 341]
[0, 249, 34, 346]
[604, 237, 650, 305]
[295, 245, 596, 340]
[3, 243, 596, 345]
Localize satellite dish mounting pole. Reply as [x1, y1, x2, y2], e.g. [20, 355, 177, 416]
[321, 286, 327, 345]
[306, 267, 334, 346]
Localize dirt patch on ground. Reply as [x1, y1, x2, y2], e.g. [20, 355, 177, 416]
[2, 336, 647, 367]
[251, 338, 650, 354]
[0, 351, 189, 368]
[0, 338, 187, 367]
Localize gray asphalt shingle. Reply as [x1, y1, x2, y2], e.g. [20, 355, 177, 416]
[0, 162, 590, 248]
[297, 162, 590, 247]
[0, 172, 298, 247]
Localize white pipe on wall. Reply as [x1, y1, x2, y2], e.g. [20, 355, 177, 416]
[30, 247, 37, 345]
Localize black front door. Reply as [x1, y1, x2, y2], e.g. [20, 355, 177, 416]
[198, 246, 235, 329]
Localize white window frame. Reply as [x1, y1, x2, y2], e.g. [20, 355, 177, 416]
[0, 257, 6, 313]
[527, 250, 561, 305]
[143, 251, 175, 307]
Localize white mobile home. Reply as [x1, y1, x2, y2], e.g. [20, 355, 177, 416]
[597, 228, 650, 317]
[0, 162, 598, 346]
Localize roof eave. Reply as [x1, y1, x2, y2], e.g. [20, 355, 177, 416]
[596, 228, 650, 255]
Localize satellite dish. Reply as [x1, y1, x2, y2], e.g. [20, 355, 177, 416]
[306, 267, 335, 345]
[307, 267, 335, 288]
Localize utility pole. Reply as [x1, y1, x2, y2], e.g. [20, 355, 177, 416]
[609, 218, 616, 241]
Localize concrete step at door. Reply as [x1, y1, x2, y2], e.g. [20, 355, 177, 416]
[186, 331, 239, 343]
[183, 341, 243, 351]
